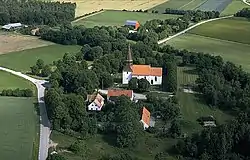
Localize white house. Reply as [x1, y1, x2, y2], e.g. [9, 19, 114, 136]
[2, 23, 22, 30]
[107, 89, 134, 102]
[87, 93, 105, 111]
[140, 107, 151, 130]
[122, 45, 162, 85]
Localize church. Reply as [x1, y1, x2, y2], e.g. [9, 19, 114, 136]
[122, 45, 163, 85]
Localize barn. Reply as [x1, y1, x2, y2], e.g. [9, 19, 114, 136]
[125, 20, 140, 30]
[2, 23, 22, 30]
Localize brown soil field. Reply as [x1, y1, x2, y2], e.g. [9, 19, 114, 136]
[0, 33, 54, 55]
[54, 0, 168, 17]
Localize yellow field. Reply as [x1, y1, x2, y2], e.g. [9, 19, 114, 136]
[54, 0, 168, 17]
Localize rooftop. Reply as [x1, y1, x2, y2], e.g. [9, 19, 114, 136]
[131, 65, 162, 76]
[141, 107, 151, 126]
[107, 89, 133, 98]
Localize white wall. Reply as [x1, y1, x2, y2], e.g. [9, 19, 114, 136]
[122, 71, 132, 84]
[140, 120, 149, 130]
[132, 75, 162, 85]
[88, 102, 101, 111]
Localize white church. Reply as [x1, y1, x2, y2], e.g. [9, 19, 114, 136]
[122, 45, 163, 85]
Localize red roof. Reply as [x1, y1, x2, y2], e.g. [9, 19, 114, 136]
[93, 94, 104, 108]
[107, 89, 133, 98]
[141, 107, 150, 126]
[131, 65, 162, 76]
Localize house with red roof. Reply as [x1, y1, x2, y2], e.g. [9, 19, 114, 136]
[140, 107, 151, 130]
[107, 89, 134, 101]
[87, 93, 105, 111]
[122, 45, 163, 85]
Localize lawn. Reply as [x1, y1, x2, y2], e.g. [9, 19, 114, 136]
[149, 0, 194, 13]
[221, 0, 248, 15]
[0, 45, 81, 72]
[73, 10, 181, 27]
[177, 67, 232, 134]
[188, 18, 250, 45]
[0, 71, 35, 91]
[0, 97, 37, 160]
[51, 131, 177, 160]
[167, 33, 250, 72]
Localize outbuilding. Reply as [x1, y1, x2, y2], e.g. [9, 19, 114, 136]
[125, 20, 140, 30]
[2, 23, 22, 30]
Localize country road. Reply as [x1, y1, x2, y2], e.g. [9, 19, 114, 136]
[0, 67, 51, 160]
[243, 0, 250, 5]
[157, 15, 234, 44]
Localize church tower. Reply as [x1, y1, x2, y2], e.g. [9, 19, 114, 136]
[122, 44, 133, 84]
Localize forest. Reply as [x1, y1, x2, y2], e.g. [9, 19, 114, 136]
[0, 0, 75, 26]
[235, 8, 250, 18]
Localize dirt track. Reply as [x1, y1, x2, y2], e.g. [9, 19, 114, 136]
[0, 33, 54, 55]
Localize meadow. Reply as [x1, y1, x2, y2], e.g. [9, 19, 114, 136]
[177, 67, 232, 134]
[188, 18, 250, 44]
[221, 0, 248, 15]
[195, 0, 232, 12]
[0, 45, 81, 72]
[73, 10, 181, 27]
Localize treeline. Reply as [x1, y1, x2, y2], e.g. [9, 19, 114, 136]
[1, 88, 33, 97]
[30, 59, 51, 77]
[235, 8, 250, 18]
[175, 113, 250, 159]
[0, 0, 76, 26]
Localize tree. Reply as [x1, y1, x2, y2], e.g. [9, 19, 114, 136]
[47, 154, 67, 160]
[138, 78, 150, 92]
[128, 78, 138, 90]
[30, 65, 40, 75]
[168, 120, 181, 138]
[36, 59, 45, 69]
[41, 65, 51, 77]
[163, 62, 177, 92]
[69, 140, 87, 156]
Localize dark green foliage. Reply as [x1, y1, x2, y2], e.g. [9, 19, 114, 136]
[30, 65, 40, 75]
[128, 78, 138, 90]
[137, 78, 150, 92]
[1, 88, 33, 97]
[84, 46, 103, 61]
[36, 59, 45, 69]
[168, 120, 181, 138]
[47, 154, 67, 160]
[162, 56, 177, 92]
[69, 140, 87, 156]
[41, 65, 51, 77]
[235, 8, 250, 18]
[0, 0, 76, 26]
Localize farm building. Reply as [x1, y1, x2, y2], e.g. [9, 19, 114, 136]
[86, 92, 105, 111]
[125, 20, 140, 30]
[107, 89, 134, 102]
[2, 23, 22, 30]
[122, 45, 162, 85]
[140, 107, 155, 130]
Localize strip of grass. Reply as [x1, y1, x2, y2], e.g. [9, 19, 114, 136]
[221, 0, 248, 15]
[181, 0, 207, 10]
[177, 67, 232, 134]
[0, 45, 81, 72]
[166, 33, 250, 72]
[188, 18, 250, 45]
[73, 10, 181, 27]
[0, 97, 37, 160]
[149, 0, 193, 13]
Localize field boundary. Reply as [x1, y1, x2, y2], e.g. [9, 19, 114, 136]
[179, 0, 196, 9]
[73, 10, 105, 23]
[243, 0, 250, 5]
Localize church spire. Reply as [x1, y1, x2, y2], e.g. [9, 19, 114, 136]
[126, 43, 133, 66]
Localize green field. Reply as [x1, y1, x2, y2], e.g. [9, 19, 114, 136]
[0, 71, 35, 91]
[188, 18, 250, 44]
[51, 131, 177, 160]
[0, 45, 81, 72]
[177, 67, 232, 134]
[73, 10, 181, 27]
[149, 0, 203, 13]
[221, 0, 248, 15]
[0, 97, 37, 160]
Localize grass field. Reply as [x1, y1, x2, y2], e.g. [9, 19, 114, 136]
[0, 97, 37, 160]
[177, 67, 232, 134]
[0, 45, 81, 72]
[73, 10, 181, 27]
[51, 131, 177, 160]
[221, 0, 248, 15]
[54, 0, 168, 17]
[188, 18, 250, 45]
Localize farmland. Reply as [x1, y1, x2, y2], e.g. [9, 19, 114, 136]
[0, 97, 37, 160]
[221, 0, 248, 15]
[196, 0, 232, 12]
[188, 18, 250, 44]
[53, 0, 169, 17]
[0, 33, 54, 54]
[0, 45, 81, 72]
[177, 67, 232, 134]
[73, 10, 181, 27]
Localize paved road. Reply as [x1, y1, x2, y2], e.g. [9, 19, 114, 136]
[0, 67, 51, 160]
[243, 0, 250, 5]
[157, 15, 234, 44]
[98, 89, 147, 100]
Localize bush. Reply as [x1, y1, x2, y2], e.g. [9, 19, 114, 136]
[1, 88, 33, 97]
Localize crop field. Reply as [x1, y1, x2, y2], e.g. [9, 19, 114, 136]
[0, 45, 81, 72]
[167, 33, 250, 72]
[177, 67, 232, 134]
[196, 0, 232, 12]
[53, 0, 168, 17]
[0, 97, 36, 160]
[73, 10, 181, 27]
[221, 0, 248, 15]
[188, 18, 250, 45]
[0, 33, 54, 55]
